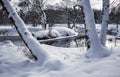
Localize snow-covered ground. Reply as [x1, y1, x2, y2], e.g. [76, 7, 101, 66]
[0, 24, 119, 36]
[0, 25, 43, 36]
[0, 24, 120, 77]
[0, 40, 120, 77]
[0, 24, 119, 47]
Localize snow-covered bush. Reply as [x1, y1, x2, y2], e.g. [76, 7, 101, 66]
[116, 33, 120, 39]
[34, 27, 77, 39]
[34, 27, 78, 47]
[74, 25, 86, 34]
[107, 27, 117, 35]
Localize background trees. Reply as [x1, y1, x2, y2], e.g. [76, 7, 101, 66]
[0, 8, 103, 25]
[18, 0, 47, 27]
[0, 4, 120, 25]
[109, 4, 120, 32]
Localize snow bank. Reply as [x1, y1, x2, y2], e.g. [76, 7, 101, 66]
[34, 27, 78, 39]
[0, 26, 42, 36]
[0, 41, 27, 65]
[0, 41, 120, 77]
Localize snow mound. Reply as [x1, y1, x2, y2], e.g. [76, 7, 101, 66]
[0, 41, 27, 65]
[34, 27, 78, 40]
[53, 27, 77, 36]
[0, 42, 120, 77]
[86, 46, 111, 58]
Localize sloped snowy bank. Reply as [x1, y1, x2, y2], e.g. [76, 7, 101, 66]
[0, 41, 120, 77]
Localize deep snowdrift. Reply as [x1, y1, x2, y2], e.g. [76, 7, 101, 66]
[0, 41, 120, 77]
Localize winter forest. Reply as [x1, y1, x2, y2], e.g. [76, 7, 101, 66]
[0, 0, 120, 77]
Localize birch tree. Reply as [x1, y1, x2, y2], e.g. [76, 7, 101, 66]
[38, 0, 47, 29]
[0, 0, 48, 64]
[81, 0, 110, 58]
[100, 0, 110, 46]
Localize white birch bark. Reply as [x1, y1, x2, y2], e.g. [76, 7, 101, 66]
[0, 0, 48, 64]
[100, 0, 109, 46]
[81, 0, 110, 58]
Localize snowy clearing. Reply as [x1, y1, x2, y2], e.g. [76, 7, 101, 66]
[0, 40, 120, 77]
[0, 24, 120, 77]
[0, 0, 120, 76]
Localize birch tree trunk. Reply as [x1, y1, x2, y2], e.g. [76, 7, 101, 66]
[0, 0, 48, 64]
[38, 0, 47, 29]
[81, 0, 110, 58]
[100, 0, 109, 46]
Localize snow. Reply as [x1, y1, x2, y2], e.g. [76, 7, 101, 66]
[99, 0, 109, 46]
[0, 26, 42, 36]
[0, 40, 120, 77]
[1, 0, 49, 64]
[0, 24, 119, 36]
[34, 27, 78, 39]
[33, 27, 78, 47]
[0, 24, 119, 77]
[0, 1, 120, 75]
[82, 0, 111, 58]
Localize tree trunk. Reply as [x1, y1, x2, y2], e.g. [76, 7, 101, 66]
[100, 0, 109, 46]
[81, 0, 110, 58]
[38, 0, 47, 29]
[0, 0, 48, 64]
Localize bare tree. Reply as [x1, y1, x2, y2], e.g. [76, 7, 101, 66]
[81, 0, 110, 58]
[110, 4, 120, 32]
[18, 0, 47, 27]
[37, 0, 47, 28]
[100, 0, 110, 46]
